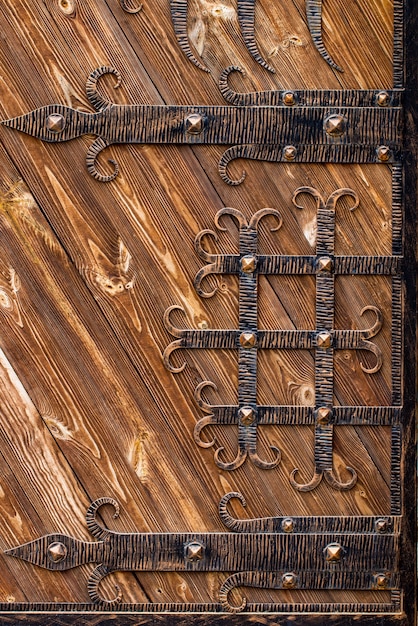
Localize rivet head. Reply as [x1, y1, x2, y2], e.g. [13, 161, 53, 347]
[377, 145, 391, 162]
[281, 518, 294, 533]
[317, 332, 332, 348]
[317, 257, 333, 272]
[239, 332, 256, 348]
[185, 113, 203, 135]
[324, 542, 344, 562]
[375, 518, 389, 533]
[376, 91, 390, 107]
[46, 114, 66, 133]
[283, 91, 296, 106]
[324, 114, 346, 136]
[375, 573, 389, 589]
[282, 572, 297, 588]
[185, 541, 205, 562]
[241, 255, 256, 273]
[48, 542, 67, 563]
[283, 145, 297, 161]
[317, 407, 332, 425]
[239, 406, 255, 426]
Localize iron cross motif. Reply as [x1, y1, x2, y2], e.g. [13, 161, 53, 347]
[163, 191, 397, 488]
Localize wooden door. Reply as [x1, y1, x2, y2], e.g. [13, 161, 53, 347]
[0, 0, 415, 624]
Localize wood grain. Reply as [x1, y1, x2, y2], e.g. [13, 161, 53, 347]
[0, 0, 414, 621]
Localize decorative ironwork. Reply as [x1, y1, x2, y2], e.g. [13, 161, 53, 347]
[165, 0, 343, 73]
[1, 67, 401, 183]
[5, 497, 399, 612]
[163, 190, 389, 485]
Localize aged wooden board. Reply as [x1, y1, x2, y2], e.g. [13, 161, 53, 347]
[0, 0, 415, 624]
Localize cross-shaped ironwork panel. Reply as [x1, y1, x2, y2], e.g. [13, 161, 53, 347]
[163, 186, 401, 491]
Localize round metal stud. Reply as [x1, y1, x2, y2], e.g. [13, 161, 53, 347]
[239, 406, 255, 426]
[375, 574, 389, 589]
[283, 145, 297, 161]
[282, 91, 296, 106]
[281, 518, 294, 533]
[324, 114, 346, 137]
[239, 332, 256, 348]
[317, 257, 333, 273]
[377, 146, 391, 162]
[185, 541, 205, 562]
[47, 541, 67, 563]
[317, 332, 332, 348]
[316, 407, 332, 425]
[376, 91, 390, 107]
[241, 255, 256, 274]
[185, 113, 203, 135]
[375, 518, 389, 533]
[324, 542, 344, 562]
[46, 114, 66, 133]
[282, 572, 297, 588]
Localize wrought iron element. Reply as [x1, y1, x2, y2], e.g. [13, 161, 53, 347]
[163, 0, 343, 73]
[219, 492, 401, 533]
[290, 187, 356, 491]
[165, 207, 283, 470]
[305, 0, 343, 72]
[218, 66, 404, 107]
[5, 497, 399, 610]
[164, 195, 385, 483]
[170, 0, 210, 72]
[1, 67, 401, 183]
[120, 0, 142, 13]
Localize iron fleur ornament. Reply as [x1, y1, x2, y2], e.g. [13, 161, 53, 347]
[1, 66, 401, 184]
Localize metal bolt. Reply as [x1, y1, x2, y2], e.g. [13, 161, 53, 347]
[185, 113, 203, 135]
[239, 332, 256, 348]
[282, 572, 297, 588]
[185, 541, 204, 562]
[283, 145, 297, 161]
[375, 574, 389, 589]
[241, 255, 256, 273]
[281, 518, 294, 533]
[324, 542, 344, 562]
[317, 407, 332, 425]
[46, 114, 66, 133]
[317, 332, 332, 348]
[239, 406, 255, 426]
[377, 146, 391, 162]
[375, 518, 389, 533]
[317, 257, 332, 272]
[282, 91, 296, 106]
[47, 542, 67, 563]
[324, 114, 346, 136]
[376, 91, 390, 107]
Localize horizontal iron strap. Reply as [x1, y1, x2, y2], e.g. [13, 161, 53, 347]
[208, 405, 401, 426]
[197, 257, 400, 276]
[0, 600, 402, 615]
[100, 533, 397, 571]
[8, 104, 401, 147]
[101, 106, 402, 145]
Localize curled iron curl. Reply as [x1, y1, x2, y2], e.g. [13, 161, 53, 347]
[86, 497, 120, 540]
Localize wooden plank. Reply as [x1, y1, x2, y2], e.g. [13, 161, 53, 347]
[0, 0, 413, 619]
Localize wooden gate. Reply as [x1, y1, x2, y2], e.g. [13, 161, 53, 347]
[0, 0, 415, 624]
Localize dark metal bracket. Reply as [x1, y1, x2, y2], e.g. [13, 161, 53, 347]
[5, 496, 400, 612]
[1, 66, 401, 184]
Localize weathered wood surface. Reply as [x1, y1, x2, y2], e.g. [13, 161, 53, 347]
[0, 0, 415, 622]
